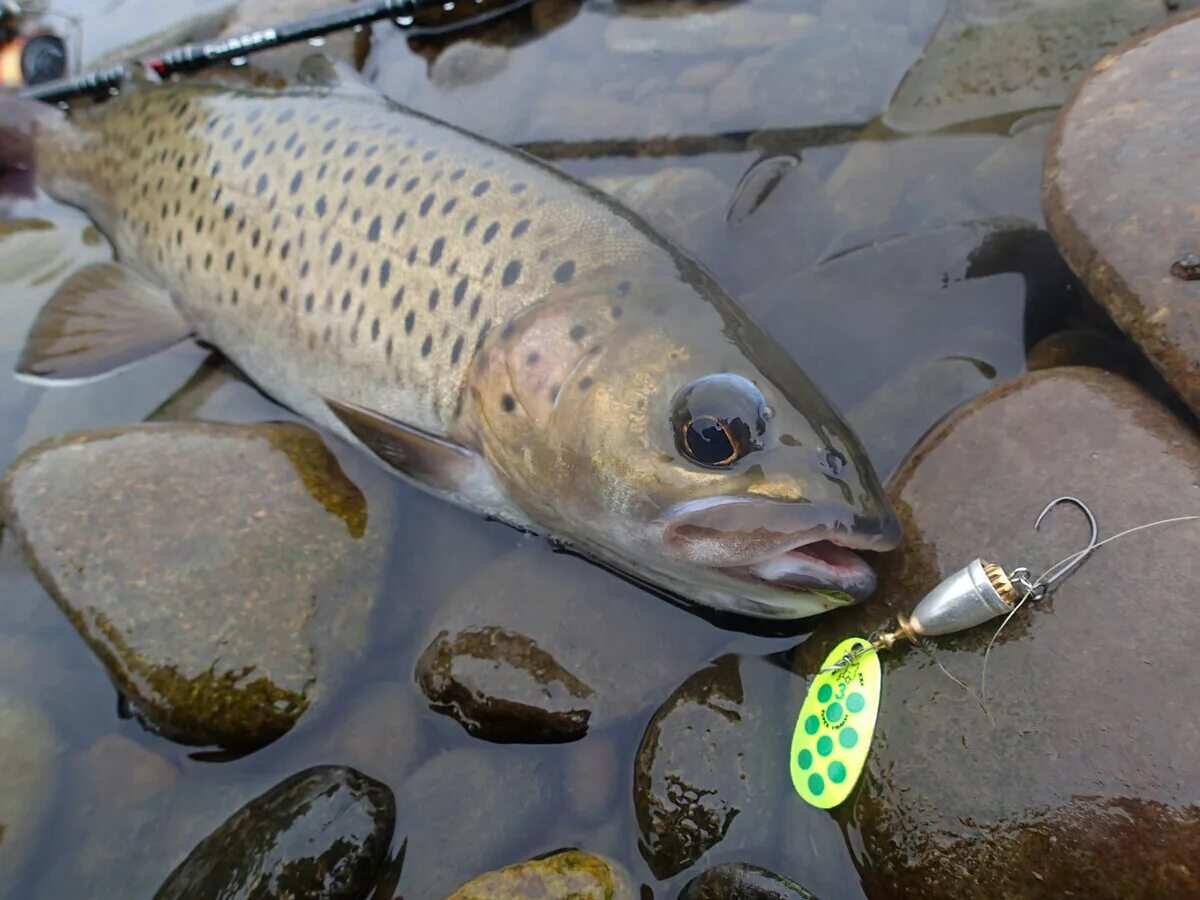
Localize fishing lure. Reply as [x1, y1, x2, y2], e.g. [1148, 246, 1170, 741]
[791, 495, 1099, 809]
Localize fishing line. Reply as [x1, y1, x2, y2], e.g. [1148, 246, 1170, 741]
[978, 512, 1200, 702]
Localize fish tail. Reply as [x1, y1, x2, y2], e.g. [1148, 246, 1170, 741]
[0, 95, 61, 197]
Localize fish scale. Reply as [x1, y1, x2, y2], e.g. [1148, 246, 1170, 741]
[38, 80, 666, 439]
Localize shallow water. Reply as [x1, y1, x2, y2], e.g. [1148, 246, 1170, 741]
[0, 0, 1179, 897]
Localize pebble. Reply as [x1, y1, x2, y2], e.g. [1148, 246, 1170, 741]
[792, 368, 1200, 898]
[1043, 9, 1200, 419]
[679, 862, 816, 900]
[448, 850, 636, 899]
[633, 655, 789, 880]
[414, 547, 716, 744]
[0, 422, 390, 750]
[153, 766, 395, 900]
[884, 0, 1181, 133]
[0, 693, 58, 899]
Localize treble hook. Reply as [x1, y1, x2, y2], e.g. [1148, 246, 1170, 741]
[1010, 496, 1099, 601]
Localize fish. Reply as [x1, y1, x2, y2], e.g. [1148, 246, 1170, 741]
[0, 60, 900, 620]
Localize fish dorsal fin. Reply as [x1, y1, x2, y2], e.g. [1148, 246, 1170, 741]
[326, 398, 482, 494]
[17, 261, 193, 383]
[295, 55, 384, 102]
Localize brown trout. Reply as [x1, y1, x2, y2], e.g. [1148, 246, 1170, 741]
[1, 63, 900, 619]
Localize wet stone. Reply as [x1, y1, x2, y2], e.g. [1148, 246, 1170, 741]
[415, 548, 715, 744]
[604, 9, 816, 54]
[679, 863, 816, 900]
[1043, 9, 1200, 420]
[430, 40, 510, 89]
[448, 850, 636, 899]
[0, 693, 58, 899]
[633, 655, 788, 880]
[793, 368, 1200, 898]
[884, 0, 1183, 133]
[153, 766, 395, 900]
[0, 422, 390, 750]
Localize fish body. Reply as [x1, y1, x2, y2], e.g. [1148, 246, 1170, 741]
[10, 71, 899, 619]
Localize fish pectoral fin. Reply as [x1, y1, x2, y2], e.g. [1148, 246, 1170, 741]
[326, 398, 482, 494]
[17, 261, 193, 383]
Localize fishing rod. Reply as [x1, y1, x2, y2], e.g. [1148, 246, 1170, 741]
[19, 0, 528, 103]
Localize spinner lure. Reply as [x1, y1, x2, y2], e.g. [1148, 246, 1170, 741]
[791, 495, 1098, 809]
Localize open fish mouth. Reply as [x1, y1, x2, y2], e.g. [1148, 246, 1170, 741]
[662, 496, 901, 601]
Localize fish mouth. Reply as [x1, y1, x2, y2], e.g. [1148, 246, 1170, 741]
[662, 497, 901, 602]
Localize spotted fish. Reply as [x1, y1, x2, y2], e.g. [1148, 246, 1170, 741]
[0, 62, 900, 619]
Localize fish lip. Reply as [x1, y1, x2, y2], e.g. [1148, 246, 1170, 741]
[660, 496, 901, 599]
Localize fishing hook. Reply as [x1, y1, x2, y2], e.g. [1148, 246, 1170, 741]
[1008, 495, 1099, 602]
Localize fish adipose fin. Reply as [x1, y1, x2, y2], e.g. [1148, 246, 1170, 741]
[17, 262, 194, 383]
[326, 398, 482, 494]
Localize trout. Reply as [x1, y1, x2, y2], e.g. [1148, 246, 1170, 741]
[0, 62, 900, 619]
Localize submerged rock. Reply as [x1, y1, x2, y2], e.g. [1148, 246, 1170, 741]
[794, 368, 1200, 897]
[415, 548, 715, 744]
[590, 167, 728, 260]
[633, 655, 788, 880]
[448, 850, 636, 899]
[397, 747, 557, 898]
[884, 0, 1183, 133]
[0, 693, 58, 899]
[1044, 10, 1200, 419]
[679, 863, 816, 900]
[0, 422, 390, 750]
[153, 766, 395, 900]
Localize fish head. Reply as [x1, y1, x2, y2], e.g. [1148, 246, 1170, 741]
[470, 274, 900, 620]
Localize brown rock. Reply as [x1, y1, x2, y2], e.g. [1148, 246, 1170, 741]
[448, 850, 636, 899]
[1, 423, 389, 750]
[793, 368, 1200, 898]
[1044, 10, 1200, 419]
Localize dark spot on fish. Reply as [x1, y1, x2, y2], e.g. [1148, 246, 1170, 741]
[294, 144, 306, 160]
[371, 318, 380, 341]
[511, 182, 527, 194]
[380, 260, 391, 287]
[473, 180, 491, 197]
[469, 294, 483, 321]
[251, 228, 261, 248]
[405, 310, 416, 334]
[482, 222, 499, 244]
[342, 169, 356, 184]
[323, 325, 332, 343]
[385, 172, 398, 189]
[420, 194, 435, 217]
[393, 287, 406, 310]
[316, 196, 327, 217]
[463, 215, 478, 236]
[341, 291, 352, 312]
[578, 376, 593, 391]
[323, 117, 341, 132]
[255, 174, 269, 195]
[231, 288, 239, 306]
[221, 123, 235, 139]
[615, 280, 631, 297]
[290, 172, 303, 194]
[570, 324, 587, 342]
[611, 305, 623, 318]
[428, 288, 440, 310]
[284, 130, 299, 150]
[317, 162, 329, 180]
[365, 164, 382, 185]
[344, 141, 360, 157]
[554, 260, 576, 284]
[500, 322, 516, 341]
[280, 240, 290, 260]
[386, 336, 394, 359]
[331, 242, 343, 264]
[394, 211, 407, 232]
[300, 260, 310, 278]
[420, 335, 433, 356]
[404, 176, 420, 193]
[512, 219, 530, 238]
[304, 292, 315, 312]
[502, 261, 522, 287]
[226, 251, 235, 271]
[423, 149, 438, 162]
[280, 287, 289, 304]
[361, 266, 370, 287]
[195, 216, 204, 234]
[430, 237, 445, 264]
[204, 252, 212, 270]
[407, 245, 418, 265]
[253, 273, 262, 290]
[189, 176, 199, 194]
[453, 277, 469, 306]
[500, 394, 516, 412]
[367, 216, 382, 242]
[450, 168, 466, 181]
[322, 139, 335, 154]
[242, 149, 257, 168]
[441, 198, 458, 216]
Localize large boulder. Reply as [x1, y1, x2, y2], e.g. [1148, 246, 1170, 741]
[1044, 9, 1200, 420]
[1, 422, 391, 750]
[792, 368, 1200, 897]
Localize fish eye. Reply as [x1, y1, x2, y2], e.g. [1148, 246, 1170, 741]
[671, 374, 768, 469]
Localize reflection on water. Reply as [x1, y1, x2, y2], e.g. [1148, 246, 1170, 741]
[0, 0, 1187, 897]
